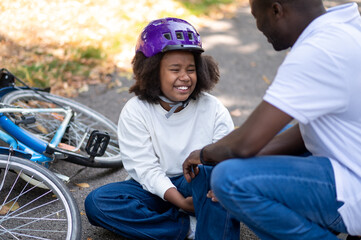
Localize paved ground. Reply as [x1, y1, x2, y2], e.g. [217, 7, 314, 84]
[65, 1, 359, 239]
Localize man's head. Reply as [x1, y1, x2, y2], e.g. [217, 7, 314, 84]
[249, 0, 326, 51]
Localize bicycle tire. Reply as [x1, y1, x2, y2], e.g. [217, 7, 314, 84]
[1, 89, 122, 168]
[0, 153, 81, 240]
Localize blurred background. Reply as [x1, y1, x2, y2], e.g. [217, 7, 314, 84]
[2, 0, 359, 127]
[0, 0, 248, 97]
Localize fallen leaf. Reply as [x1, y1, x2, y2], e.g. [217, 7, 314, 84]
[58, 143, 77, 151]
[80, 211, 86, 216]
[76, 183, 90, 188]
[78, 84, 89, 93]
[231, 109, 242, 117]
[116, 87, 130, 93]
[36, 123, 49, 134]
[0, 201, 20, 215]
[51, 112, 65, 121]
[262, 75, 271, 85]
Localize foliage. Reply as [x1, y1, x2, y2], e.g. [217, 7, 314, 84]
[0, 0, 246, 96]
[179, 0, 234, 15]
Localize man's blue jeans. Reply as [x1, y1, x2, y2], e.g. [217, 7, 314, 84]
[211, 155, 347, 240]
[85, 165, 240, 240]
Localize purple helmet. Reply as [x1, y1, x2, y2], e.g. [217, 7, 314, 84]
[136, 17, 204, 58]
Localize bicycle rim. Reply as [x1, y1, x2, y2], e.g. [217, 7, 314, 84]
[2, 90, 122, 168]
[0, 154, 81, 240]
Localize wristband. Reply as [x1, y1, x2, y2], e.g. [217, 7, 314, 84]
[199, 147, 216, 166]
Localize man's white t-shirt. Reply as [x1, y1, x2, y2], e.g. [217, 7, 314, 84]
[118, 92, 234, 200]
[263, 3, 361, 235]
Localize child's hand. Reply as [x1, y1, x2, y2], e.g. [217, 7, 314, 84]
[164, 188, 194, 213]
[181, 196, 195, 213]
[183, 149, 201, 182]
[207, 190, 219, 202]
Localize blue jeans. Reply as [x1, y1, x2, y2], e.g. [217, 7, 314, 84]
[211, 156, 347, 240]
[85, 165, 240, 240]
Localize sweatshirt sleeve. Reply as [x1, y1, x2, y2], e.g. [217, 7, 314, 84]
[117, 98, 175, 199]
[212, 98, 234, 143]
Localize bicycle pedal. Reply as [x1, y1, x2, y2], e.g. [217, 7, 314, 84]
[85, 130, 110, 158]
[15, 115, 36, 125]
[0, 70, 15, 88]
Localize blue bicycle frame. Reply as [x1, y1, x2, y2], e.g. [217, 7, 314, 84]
[0, 87, 74, 167]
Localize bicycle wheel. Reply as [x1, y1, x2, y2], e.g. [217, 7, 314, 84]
[0, 153, 81, 240]
[2, 89, 122, 168]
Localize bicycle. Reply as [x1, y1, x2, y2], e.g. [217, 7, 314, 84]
[0, 68, 123, 239]
[0, 148, 81, 239]
[0, 68, 122, 169]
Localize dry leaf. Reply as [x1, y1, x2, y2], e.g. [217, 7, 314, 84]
[51, 112, 65, 121]
[262, 75, 271, 85]
[0, 201, 20, 215]
[36, 123, 49, 134]
[80, 211, 86, 216]
[58, 143, 77, 151]
[76, 183, 90, 188]
[78, 84, 89, 93]
[231, 109, 242, 117]
[116, 87, 130, 93]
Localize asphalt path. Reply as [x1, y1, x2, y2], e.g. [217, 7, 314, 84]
[67, 1, 360, 239]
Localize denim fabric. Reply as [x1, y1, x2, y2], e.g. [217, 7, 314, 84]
[192, 165, 240, 240]
[211, 156, 347, 240]
[85, 167, 239, 240]
[85, 177, 190, 240]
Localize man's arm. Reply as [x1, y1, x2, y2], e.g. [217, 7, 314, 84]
[257, 123, 306, 156]
[183, 101, 305, 182]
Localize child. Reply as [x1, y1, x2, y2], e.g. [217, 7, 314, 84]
[85, 18, 240, 240]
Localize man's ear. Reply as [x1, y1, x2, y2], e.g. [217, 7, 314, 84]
[271, 2, 284, 19]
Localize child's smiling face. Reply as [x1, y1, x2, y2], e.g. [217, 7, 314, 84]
[159, 51, 197, 103]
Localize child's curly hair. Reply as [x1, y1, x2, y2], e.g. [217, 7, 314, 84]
[129, 51, 220, 103]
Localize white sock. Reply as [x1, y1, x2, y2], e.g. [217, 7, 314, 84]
[187, 216, 197, 240]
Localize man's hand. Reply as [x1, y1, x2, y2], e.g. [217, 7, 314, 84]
[207, 190, 219, 202]
[183, 149, 201, 183]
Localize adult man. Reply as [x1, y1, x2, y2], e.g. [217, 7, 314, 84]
[183, 0, 361, 239]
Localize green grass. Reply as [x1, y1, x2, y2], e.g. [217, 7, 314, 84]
[178, 0, 234, 15]
[76, 47, 105, 60]
[11, 55, 97, 89]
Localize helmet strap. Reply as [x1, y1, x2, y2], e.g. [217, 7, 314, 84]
[158, 95, 192, 118]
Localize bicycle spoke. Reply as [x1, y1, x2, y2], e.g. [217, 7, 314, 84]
[0, 225, 20, 239]
[0, 156, 80, 239]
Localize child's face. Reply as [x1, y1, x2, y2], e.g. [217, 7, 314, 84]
[159, 51, 197, 102]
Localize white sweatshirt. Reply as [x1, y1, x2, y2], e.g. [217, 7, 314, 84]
[118, 92, 234, 199]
